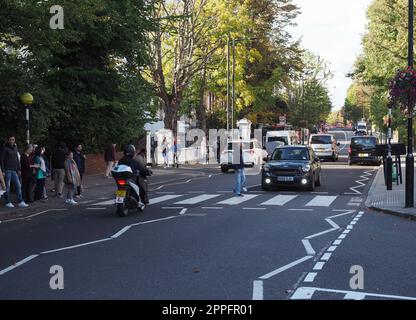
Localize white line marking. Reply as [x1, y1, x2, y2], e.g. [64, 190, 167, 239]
[155, 185, 164, 190]
[217, 191, 233, 193]
[188, 191, 206, 194]
[201, 207, 223, 210]
[333, 239, 342, 245]
[217, 194, 259, 205]
[342, 230, 351, 234]
[346, 225, 353, 230]
[313, 262, 325, 271]
[149, 195, 183, 205]
[162, 207, 185, 210]
[311, 192, 329, 194]
[156, 192, 175, 194]
[130, 216, 177, 227]
[175, 194, 220, 205]
[0, 254, 39, 275]
[260, 195, 297, 206]
[304, 272, 318, 282]
[301, 240, 316, 255]
[338, 234, 347, 239]
[1, 209, 68, 223]
[92, 199, 115, 206]
[252, 280, 264, 300]
[327, 246, 337, 252]
[350, 221, 357, 225]
[41, 238, 112, 254]
[288, 209, 314, 211]
[179, 208, 188, 215]
[321, 253, 332, 261]
[291, 286, 416, 300]
[111, 226, 131, 239]
[344, 292, 366, 300]
[305, 196, 337, 207]
[259, 256, 313, 280]
[243, 208, 267, 210]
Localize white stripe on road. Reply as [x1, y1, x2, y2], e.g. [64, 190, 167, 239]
[0, 254, 39, 276]
[260, 195, 297, 206]
[259, 256, 313, 280]
[201, 207, 223, 210]
[252, 280, 264, 300]
[41, 238, 112, 254]
[321, 253, 332, 261]
[111, 226, 131, 239]
[333, 239, 342, 245]
[179, 208, 188, 215]
[288, 209, 314, 211]
[217, 194, 259, 205]
[175, 194, 220, 205]
[150, 195, 184, 205]
[302, 239, 316, 256]
[93, 199, 115, 206]
[305, 196, 338, 207]
[313, 262, 325, 271]
[327, 246, 337, 252]
[304, 272, 318, 282]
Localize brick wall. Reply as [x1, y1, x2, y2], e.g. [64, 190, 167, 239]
[84, 152, 123, 176]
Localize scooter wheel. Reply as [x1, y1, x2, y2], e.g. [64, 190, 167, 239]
[117, 204, 129, 217]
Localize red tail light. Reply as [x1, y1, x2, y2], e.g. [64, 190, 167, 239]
[117, 179, 127, 186]
[348, 147, 351, 154]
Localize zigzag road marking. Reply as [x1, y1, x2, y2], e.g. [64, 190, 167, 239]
[348, 169, 376, 195]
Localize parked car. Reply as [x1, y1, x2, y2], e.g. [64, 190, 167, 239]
[220, 139, 266, 173]
[348, 136, 381, 166]
[309, 134, 340, 161]
[261, 145, 321, 191]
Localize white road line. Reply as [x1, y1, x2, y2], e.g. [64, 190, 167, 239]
[252, 280, 264, 300]
[1, 209, 68, 223]
[162, 207, 185, 210]
[333, 239, 342, 245]
[130, 216, 177, 227]
[175, 194, 220, 205]
[342, 230, 351, 234]
[259, 256, 313, 280]
[291, 286, 416, 300]
[150, 195, 183, 205]
[260, 195, 298, 206]
[301, 240, 316, 256]
[350, 221, 357, 225]
[111, 226, 131, 239]
[313, 262, 325, 271]
[288, 209, 314, 211]
[92, 199, 115, 206]
[304, 272, 318, 282]
[217, 194, 259, 205]
[179, 208, 188, 215]
[188, 191, 206, 194]
[41, 238, 112, 254]
[305, 196, 337, 207]
[346, 225, 353, 230]
[156, 192, 175, 194]
[217, 191, 232, 193]
[243, 208, 267, 210]
[311, 192, 329, 194]
[201, 207, 223, 210]
[338, 234, 347, 239]
[0, 254, 39, 276]
[321, 253, 332, 261]
[327, 246, 337, 252]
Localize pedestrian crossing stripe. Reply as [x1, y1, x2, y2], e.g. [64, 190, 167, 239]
[92, 194, 358, 209]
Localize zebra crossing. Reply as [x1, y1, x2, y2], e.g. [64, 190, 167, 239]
[91, 192, 364, 209]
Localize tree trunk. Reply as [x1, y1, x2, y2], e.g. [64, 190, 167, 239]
[163, 95, 181, 136]
[196, 68, 207, 133]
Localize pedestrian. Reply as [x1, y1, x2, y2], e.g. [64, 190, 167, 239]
[134, 148, 151, 205]
[0, 136, 28, 208]
[20, 144, 36, 203]
[161, 137, 169, 168]
[150, 136, 157, 166]
[73, 143, 86, 198]
[232, 140, 247, 197]
[33, 145, 48, 201]
[64, 150, 81, 205]
[104, 143, 117, 177]
[51, 142, 67, 198]
[173, 138, 179, 168]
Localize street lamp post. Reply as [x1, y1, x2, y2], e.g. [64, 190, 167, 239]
[20, 93, 34, 145]
[406, 0, 415, 207]
[387, 103, 393, 190]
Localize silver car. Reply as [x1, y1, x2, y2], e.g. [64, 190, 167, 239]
[309, 134, 340, 161]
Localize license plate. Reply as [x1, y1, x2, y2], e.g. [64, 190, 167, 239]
[116, 190, 126, 197]
[115, 197, 125, 204]
[277, 176, 294, 182]
[359, 153, 369, 157]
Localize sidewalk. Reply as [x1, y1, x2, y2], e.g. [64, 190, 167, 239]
[0, 164, 217, 221]
[365, 164, 416, 220]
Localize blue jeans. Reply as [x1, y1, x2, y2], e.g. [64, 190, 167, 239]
[234, 168, 246, 195]
[4, 170, 24, 204]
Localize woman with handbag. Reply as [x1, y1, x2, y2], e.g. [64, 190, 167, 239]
[33, 145, 47, 201]
[64, 150, 81, 205]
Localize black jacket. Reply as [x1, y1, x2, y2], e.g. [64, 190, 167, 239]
[1, 144, 20, 172]
[52, 148, 66, 170]
[73, 151, 86, 174]
[118, 156, 149, 177]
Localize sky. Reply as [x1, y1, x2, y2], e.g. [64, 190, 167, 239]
[290, 0, 374, 111]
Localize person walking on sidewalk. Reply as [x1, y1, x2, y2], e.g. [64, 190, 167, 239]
[33, 145, 48, 201]
[73, 143, 86, 199]
[104, 143, 117, 177]
[64, 150, 81, 205]
[232, 140, 247, 197]
[161, 137, 170, 168]
[20, 144, 36, 203]
[52, 142, 67, 198]
[0, 136, 28, 208]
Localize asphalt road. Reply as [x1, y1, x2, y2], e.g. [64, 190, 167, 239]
[1, 132, 416, 300]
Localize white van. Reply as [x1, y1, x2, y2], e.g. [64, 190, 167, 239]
[264, 131, 298, 155]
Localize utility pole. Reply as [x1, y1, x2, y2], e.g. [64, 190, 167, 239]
[232, 38, 236, 134]
[226, 33, 230, 133]
[406, 0, 415, 207]
[387, 104, 393, 190]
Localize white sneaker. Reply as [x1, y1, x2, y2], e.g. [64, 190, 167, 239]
[18, 202, 29, 208]
[5, 203, 14, 208]
[69, 199, 78, 205]
[65, 199, 71, 204]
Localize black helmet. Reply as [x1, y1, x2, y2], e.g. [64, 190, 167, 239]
[124, 144, 136, 156]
